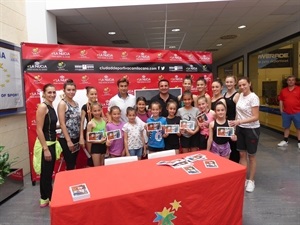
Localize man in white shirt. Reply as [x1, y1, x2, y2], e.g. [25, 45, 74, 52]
[107, 78, 136, 122]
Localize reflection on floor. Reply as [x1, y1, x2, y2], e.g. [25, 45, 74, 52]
[0, 127, 299, 225]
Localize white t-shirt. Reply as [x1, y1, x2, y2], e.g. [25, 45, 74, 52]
[236, 92, 260, 128]
[108, 94, 136, 122]
[123, 122, 144, 149]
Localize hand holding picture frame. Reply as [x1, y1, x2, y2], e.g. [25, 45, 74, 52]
[164, 124, 179, 134]
[87, 131, 105, 142]
[216, 127, 234, 137]
[106, 129, 122, 141]
[146, 122, 162, 131]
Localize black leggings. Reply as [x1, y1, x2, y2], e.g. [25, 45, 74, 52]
[59, 137, 79, 170]
[40, 144, 56, 200]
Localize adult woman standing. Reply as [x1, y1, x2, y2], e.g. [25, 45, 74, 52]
[58, 79, 81, 170]
[79, 86, 98, 167]
[224, 76, 240, 163]
[35, 84, 59, 207]
[178, 75, 198, 107]
[229, 77, 260, 193]
[211, 79, 226, 111]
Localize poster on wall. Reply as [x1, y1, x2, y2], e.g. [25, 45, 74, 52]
[0, 40, 24, 109]
[22, 42, 213, 183]
[258, 49, 293, 68]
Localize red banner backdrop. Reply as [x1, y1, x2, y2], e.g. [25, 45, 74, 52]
[21, 43, 213, 184]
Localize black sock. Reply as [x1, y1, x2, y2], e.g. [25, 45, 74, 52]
[284, 137, 288, 142]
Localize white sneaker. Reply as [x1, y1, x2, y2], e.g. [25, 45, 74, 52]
[245, 179, 249, 187]
[277, 140, 288, 147]
[298, 143, 300, 149]
[246, 180, 255, 193]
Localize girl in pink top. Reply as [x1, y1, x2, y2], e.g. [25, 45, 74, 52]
[197, 96, 215, 150]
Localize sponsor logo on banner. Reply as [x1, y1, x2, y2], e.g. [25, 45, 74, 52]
[170, 54, 182, 61]
[169, 65, 183, 72]
[121, 51, 128, 59]
[57, 62, 67, 71]
[186, 65, 198, 72]
[33, 75, 42, 83]
[10, 53, 19, 62]
[29, 89, 42, 98]
[202, 65, 209, 72]
[158, 75, 165, 80]
[137, 75, 151, 83]
[51, 49, 71, 58]
[74, 64, 95, 71]
[103, 87, 111, 95]
[98, 75, 115, 84]
[136, 52, 150, 60]
[157, 66, 166, 71]
[170, 75, 183, 83]
[199, 55, 211, 64]
[188, 54, 196, 60]
[53, 75, 68, 84]
[97, 51, 114, 59]
[27, 61, 48, 71]
[157, 53, 164, 60]
[31, 48, 41, 57]
[79, 50, 88, 58]
[104, 99, 110, 108]
[81, 75, 90, 84]
[128, 90, 134, 95]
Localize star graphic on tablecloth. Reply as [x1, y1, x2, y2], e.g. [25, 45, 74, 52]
[170, 200, 182, 211]
[153, 200, 181, 224]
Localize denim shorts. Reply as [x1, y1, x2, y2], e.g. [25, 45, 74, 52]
[129, 148, 143, 157]
[282, 112, 300, 129]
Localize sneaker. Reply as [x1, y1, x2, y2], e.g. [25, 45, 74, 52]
[277, 140, 288, 147]
[298, 143, 300, 149]
[40, 198, 49, 208]
[245, 179, 249, 187]
[246, 180, 255, 193]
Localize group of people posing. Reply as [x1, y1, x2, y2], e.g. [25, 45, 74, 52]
[36, 74, 260, 207]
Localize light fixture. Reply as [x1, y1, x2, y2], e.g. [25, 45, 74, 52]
[171, 28, 180, 32]
[216, 43, 223, 47]
[108, 31, 116, 35]
[238, 25, 246, 29]
[169, 46, 176, 49]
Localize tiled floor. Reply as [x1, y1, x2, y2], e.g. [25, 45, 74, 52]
[0, 127, 299, 225]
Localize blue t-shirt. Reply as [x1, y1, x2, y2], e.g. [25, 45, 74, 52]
[147, 117, 167, 149]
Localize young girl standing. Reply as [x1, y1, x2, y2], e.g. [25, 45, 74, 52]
[176, 91, 200, 153]
[57, 79, 80, 170]
[86, 102, 106, 166]
[178, 75, 197, 107]
[211, 80, 226, 111]
[123, 107, 147, 159]
[106, 106, 125, 157]
[136, 96, 150, 123]
[146, 102, 167, 153]
[197, 96, 215, 150]
[224, 76, 240, 163]
[207, 102, 237, 158]
[196, 77, 211, 108]
[164, 100, 181, 154]
[79, 86, 98, 167]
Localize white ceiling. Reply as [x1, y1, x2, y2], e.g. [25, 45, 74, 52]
[51, 0, 300, 62]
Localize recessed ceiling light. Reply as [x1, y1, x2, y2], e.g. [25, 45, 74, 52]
[238, 25, 246, 29]
[216, 43, 223, 47]
[169, 46, 176, 49]
[172, 28, 180, 32]
[108, 31, 116, 35]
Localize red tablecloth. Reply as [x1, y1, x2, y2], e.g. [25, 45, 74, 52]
[50, 151, 246, 225]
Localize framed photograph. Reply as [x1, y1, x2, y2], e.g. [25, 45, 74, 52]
[180, 120, 195, 130]
[146, 122, 162, 131]
[216, 127, 234, 137]
[197, 113, 208, 123]
[87, 131, 105, 142]
[164, 124, 179, 134]
[106, 129, 122, 141]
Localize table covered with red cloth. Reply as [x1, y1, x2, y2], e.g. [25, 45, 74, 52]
[50, 151, 246, 225]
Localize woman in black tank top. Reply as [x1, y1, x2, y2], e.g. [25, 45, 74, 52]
[211, 80, 226, 111]
[36, 84, 58, 207]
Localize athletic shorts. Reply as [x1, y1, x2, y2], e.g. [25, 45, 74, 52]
[91, 143, 106, 154]
[211, 141, 231, 157]
[180, 132, 201, 148]
[199, 133, 208, 150]
[236, 126, 260, 155]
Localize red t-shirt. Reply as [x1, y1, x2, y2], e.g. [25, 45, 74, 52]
[278, 85, 300, 114]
